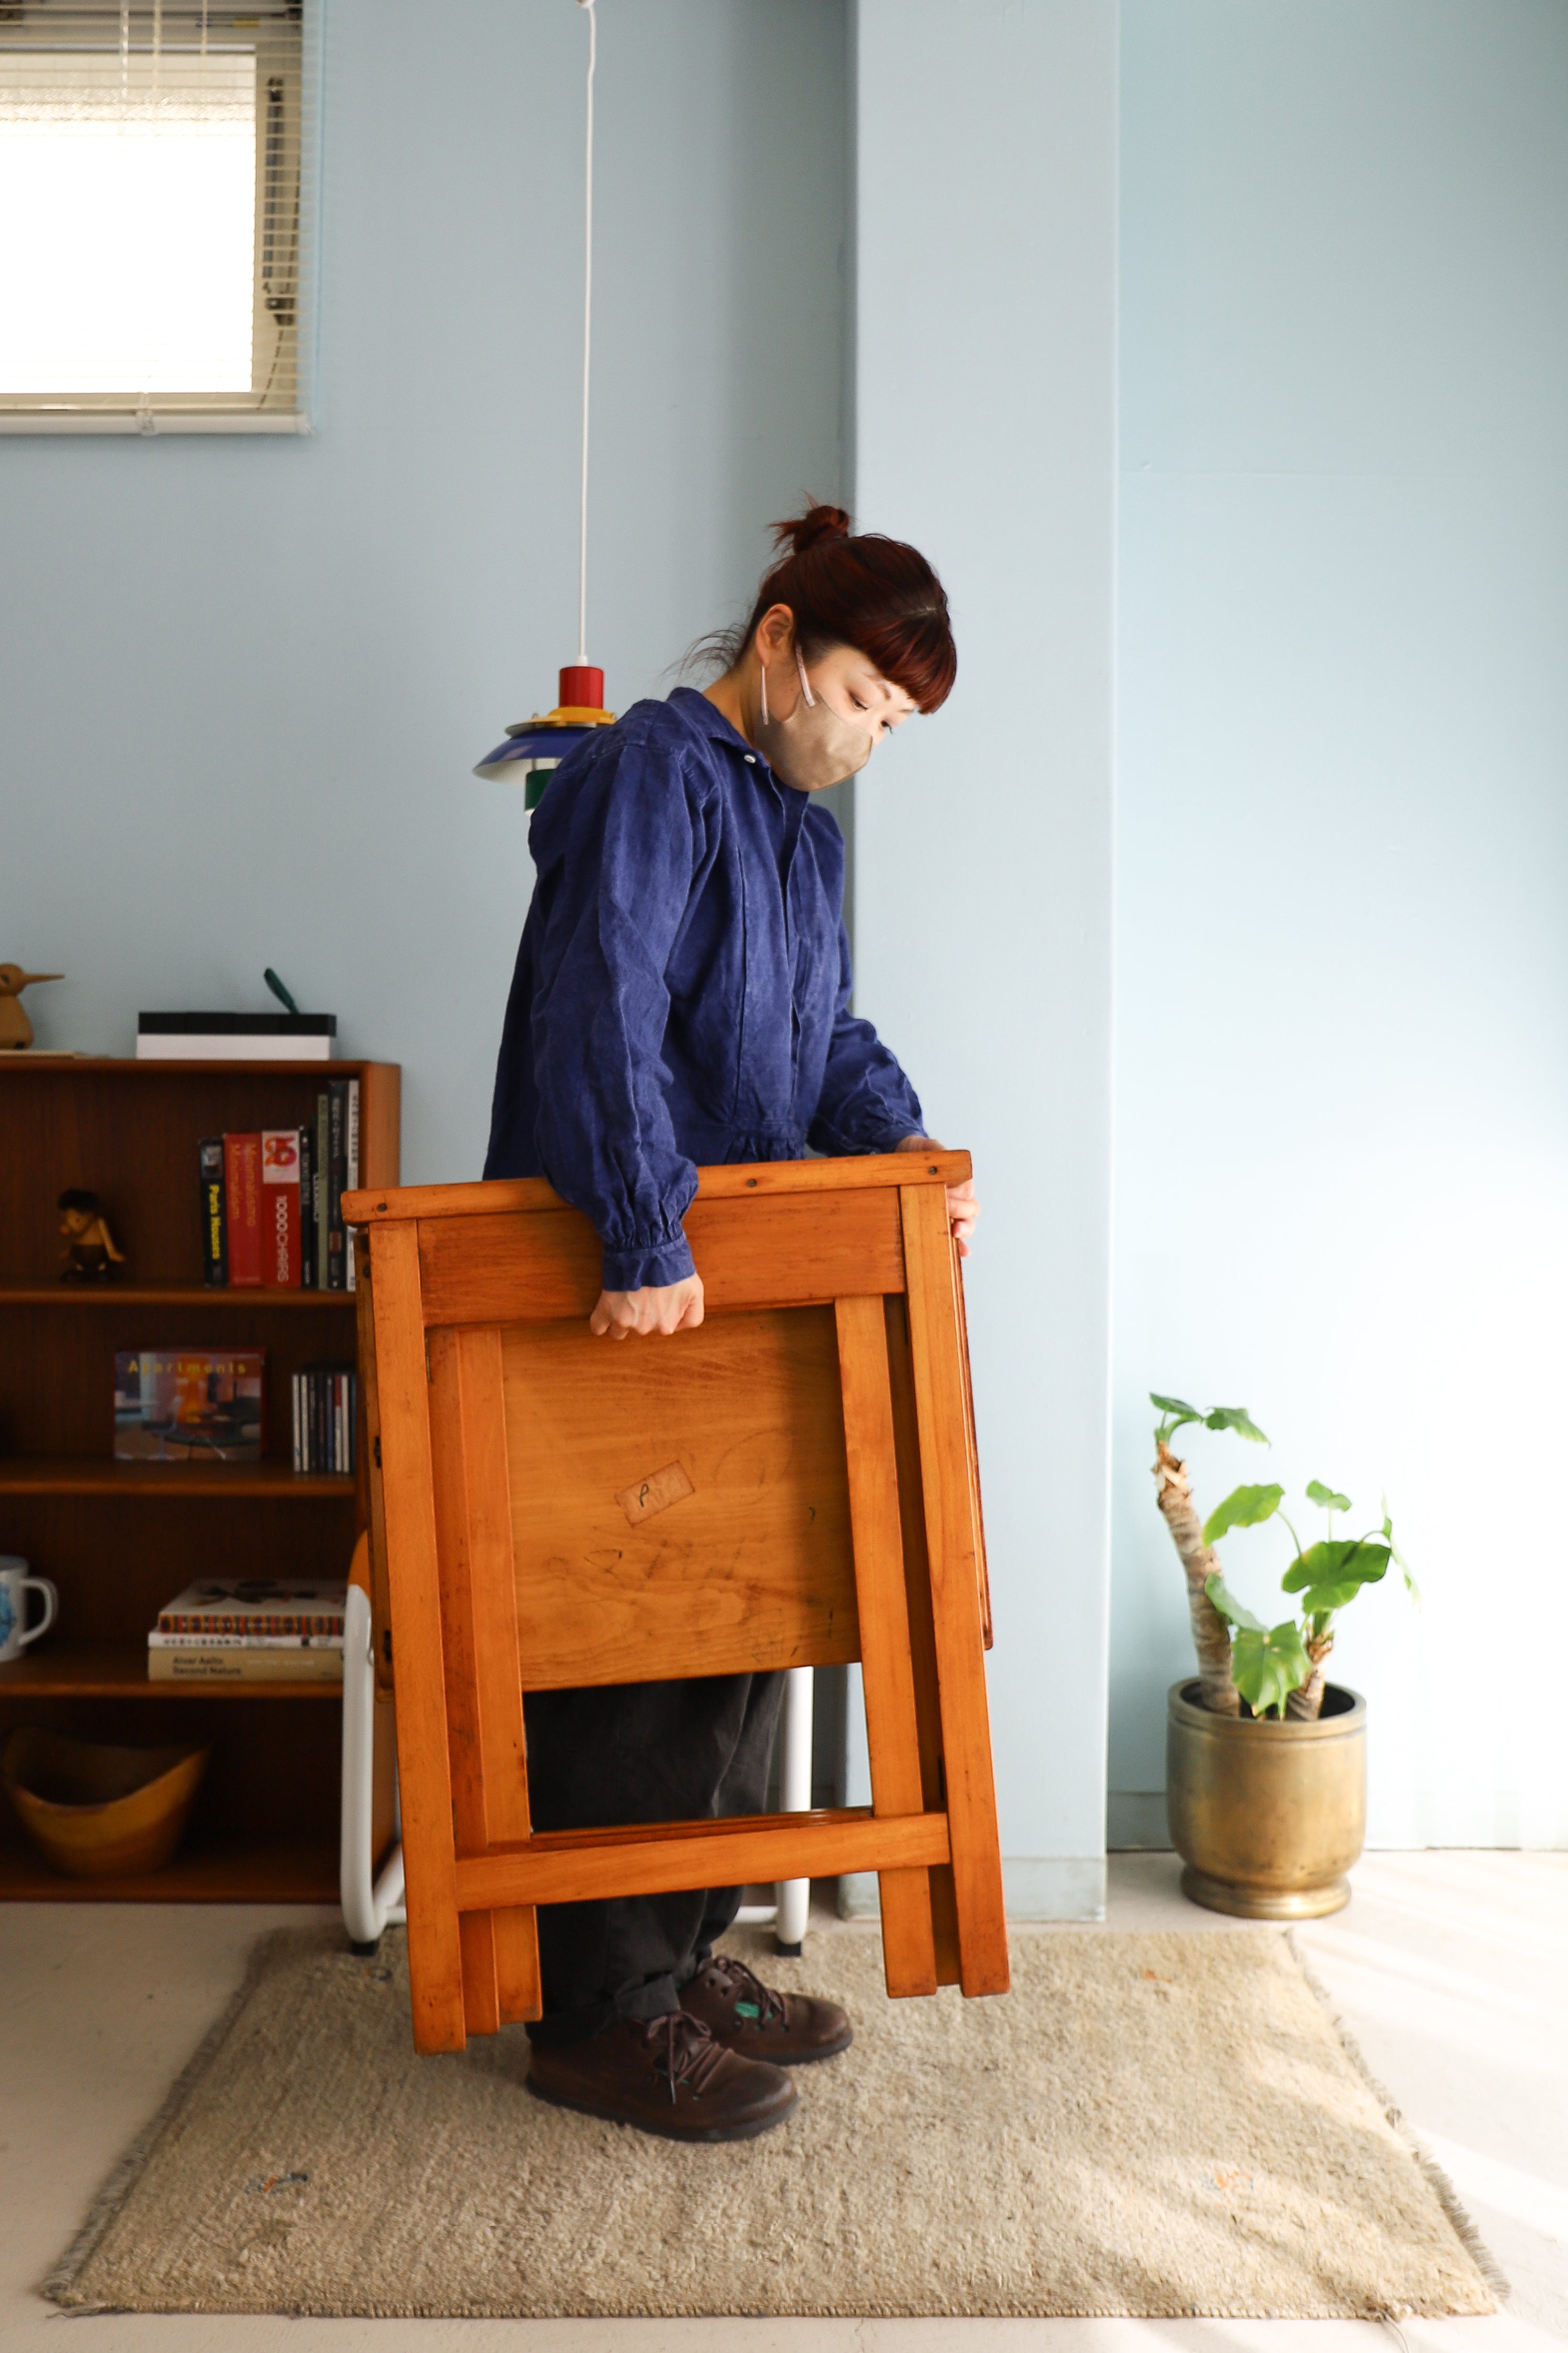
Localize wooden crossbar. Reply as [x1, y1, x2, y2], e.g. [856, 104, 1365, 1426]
[348, 1151, 1008, 2055]
[452, 1807, 951, 1912]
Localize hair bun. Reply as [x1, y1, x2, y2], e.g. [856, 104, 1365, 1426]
[773, 502, 852, 558]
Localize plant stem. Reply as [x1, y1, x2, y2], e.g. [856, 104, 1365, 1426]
[1153, 1441, 1240, 1716]
[1286, 1621, 1334, 1720]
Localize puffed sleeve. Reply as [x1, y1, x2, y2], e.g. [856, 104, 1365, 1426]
[806, 918, 926, 1157]
[530, 730, 708, 1290]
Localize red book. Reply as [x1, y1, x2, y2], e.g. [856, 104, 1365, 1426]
[261, 1129, 302, 1288]
[223, 1133, 263, 1288]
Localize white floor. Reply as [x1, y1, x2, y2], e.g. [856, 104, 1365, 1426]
[3, 1852, 1564, 2352]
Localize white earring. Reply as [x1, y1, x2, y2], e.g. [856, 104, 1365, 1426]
[759, 661, 769, 725]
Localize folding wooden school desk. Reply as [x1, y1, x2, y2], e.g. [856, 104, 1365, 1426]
[347, 1150, 1008, 2056]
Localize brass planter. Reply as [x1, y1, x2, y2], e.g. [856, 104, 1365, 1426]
[1166, 1678, 1366, 1919]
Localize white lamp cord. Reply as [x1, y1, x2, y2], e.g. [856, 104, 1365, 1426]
[575, 0, 596, 670]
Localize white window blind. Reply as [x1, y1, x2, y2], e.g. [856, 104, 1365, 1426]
[0, 2, 315, 432]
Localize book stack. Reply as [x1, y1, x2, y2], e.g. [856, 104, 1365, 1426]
[147, 1578, 346, 1684]
[200, 1076, 360, 1291]
[292, 1364, 357, 1475]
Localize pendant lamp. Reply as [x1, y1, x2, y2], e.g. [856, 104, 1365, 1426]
[474, 0, 614, 808]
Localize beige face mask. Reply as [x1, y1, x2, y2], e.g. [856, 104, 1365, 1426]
[754, 647, 875, 793]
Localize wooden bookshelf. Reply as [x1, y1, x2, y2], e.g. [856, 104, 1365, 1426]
[0, 1055, 399, 1904]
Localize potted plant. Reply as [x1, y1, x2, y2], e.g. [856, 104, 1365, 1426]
[1150, 1394, 1415, 1917]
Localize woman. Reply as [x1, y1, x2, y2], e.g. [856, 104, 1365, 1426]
[485, 505, 976, 2141]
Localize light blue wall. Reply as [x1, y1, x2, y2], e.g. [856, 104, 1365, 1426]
[846, 0, 1119, 1917]
[1, 0, 849, 1181]
[1112, 1, 1568, 1848]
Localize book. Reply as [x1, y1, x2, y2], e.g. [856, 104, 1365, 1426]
[114, 1351, 265, 1463]
[326, 1081, 346, 1290]
[137, 1011, 336, 1061]
[291, 1364, 356, 1475]
[149, 1632, 342, 1651]
[155, 1578, 346, 1635]
[297, 1118, 317, 1289]
[345, 1075, 361, 1291]
[260, 1129, 302, 1288]
[223, 1132, 263, 1288]
[148, 1647, 343, 1683]
[313, 1090, 330, 1291]
[198, 1136, 228, 1286]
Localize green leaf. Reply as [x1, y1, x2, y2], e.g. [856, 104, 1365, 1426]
[1150, 1392, 1201, 1417]
[1229, 1620, 1313, 1718]
[1203, 1405, 1270, 1445]
[1202, 1482, 1284, 1546]
[1306, 1480, 1353, 1514]
[1204, 1571, 1267, 1634]
[1281, 1539, 1390, 1602]
[1382, 1502, 1422, 1604]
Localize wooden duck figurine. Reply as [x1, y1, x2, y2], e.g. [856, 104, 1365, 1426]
[0, 967, 63, 1051]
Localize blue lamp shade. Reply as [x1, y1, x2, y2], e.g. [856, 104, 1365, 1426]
[473, 664, 615, 809]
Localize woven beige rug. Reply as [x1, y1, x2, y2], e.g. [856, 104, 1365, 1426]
[46, 1922, 1499, 2320]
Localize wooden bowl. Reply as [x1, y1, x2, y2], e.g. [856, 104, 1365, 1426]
[2, 1727, 211, 1878]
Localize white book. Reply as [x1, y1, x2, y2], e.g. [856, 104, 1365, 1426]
[148, 1631, 345, 1651]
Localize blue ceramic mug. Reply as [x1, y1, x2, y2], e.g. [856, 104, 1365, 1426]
[0, 1558, 57, 1663]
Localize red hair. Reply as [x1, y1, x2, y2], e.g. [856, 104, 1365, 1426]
[704, 503, 957, 713]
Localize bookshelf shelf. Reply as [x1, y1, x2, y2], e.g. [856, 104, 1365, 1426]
[0, 1054, 399, 1906]
[0, 1819, 339, 1904]
[0, 1286, 359, 1309]
[0, 1457, 355, 1498]
[0, 1644, 343, 1699]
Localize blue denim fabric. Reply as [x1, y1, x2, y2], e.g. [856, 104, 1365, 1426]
[483, 686, 924, 1289]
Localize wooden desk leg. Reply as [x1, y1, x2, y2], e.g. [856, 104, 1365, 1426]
[429, 1329, 501, 2035]
[884, 1295, 964, 1987]
[454, 1325, 541, 2025]
[835, 1295, 938, 1997]
[366, 1223, 467, 2053]
[429, 1326, 542, 2035]
[899, 1186, 1011, 1998]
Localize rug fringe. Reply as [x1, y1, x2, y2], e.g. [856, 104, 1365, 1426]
[1286, 1928, 1511, 2309]
[42, 1925, 304, 2311]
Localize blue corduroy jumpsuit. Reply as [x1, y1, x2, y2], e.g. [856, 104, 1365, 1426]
[484, 685, 926, 2039]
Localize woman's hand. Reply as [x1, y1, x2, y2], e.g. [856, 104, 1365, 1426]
[589, 1274, 705, 1339]
[896, 1133, 979, 1258]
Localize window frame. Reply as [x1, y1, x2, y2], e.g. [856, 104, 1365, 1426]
[0, 1, 318, 436]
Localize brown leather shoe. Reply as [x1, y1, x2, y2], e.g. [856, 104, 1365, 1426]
[526, 2013, 797, 2142]
[680, 1952, 853, 2065]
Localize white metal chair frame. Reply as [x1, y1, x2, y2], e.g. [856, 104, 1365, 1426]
[340, 1589, 814, 1955]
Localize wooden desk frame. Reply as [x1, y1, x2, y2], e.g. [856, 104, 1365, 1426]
[347, 1151, 1008, 2055]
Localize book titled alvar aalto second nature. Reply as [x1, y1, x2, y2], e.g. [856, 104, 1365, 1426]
[147, 1579, 347, 1684]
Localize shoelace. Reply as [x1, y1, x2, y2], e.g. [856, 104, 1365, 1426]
[702, 1954, 789, 2029]
[641, 2012, 730, 2104]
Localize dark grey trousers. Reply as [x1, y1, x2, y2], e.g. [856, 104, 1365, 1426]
[522, 1668, 785, 2045]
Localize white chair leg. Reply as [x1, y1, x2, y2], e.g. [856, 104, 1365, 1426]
[340, 1582, 406, 1950]
[733, 1665, 815, 1949]
[773, 1664, 814, 1953]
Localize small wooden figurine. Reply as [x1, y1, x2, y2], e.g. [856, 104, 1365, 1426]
[58, 1189, 126, 1282]
[0, 966, 64, 1051]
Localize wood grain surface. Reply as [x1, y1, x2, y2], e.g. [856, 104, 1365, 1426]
[415, 1188, 905, 1326]
[901, 1185, 1010, 1998]
[501, 1306, 861, 1687]
[454, 1806, 950, 1913]
[834, 1294, 938, 1996]
[367, 1222, 467, 2053]
[343, 1149, 969, 1230]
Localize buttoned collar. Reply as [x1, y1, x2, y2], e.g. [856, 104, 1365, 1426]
[667, 685, 770, 771]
